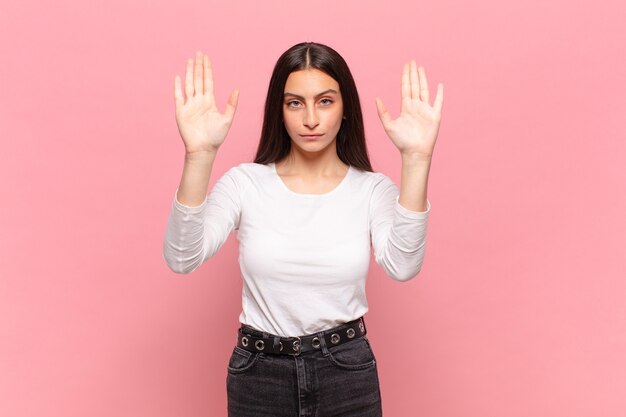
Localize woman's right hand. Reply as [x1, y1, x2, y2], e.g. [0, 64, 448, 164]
[174, 51, 239, 155]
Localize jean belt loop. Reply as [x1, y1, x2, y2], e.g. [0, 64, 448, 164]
[273, 336, 281, 353]
[319, 330, 331, 356]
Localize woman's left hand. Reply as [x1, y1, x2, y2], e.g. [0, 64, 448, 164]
[375, 60, 443, 159]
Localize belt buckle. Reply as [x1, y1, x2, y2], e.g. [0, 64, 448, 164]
[287, 336, 302, 356]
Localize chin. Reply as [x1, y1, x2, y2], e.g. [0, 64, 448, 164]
[293, 137, 336, 152]
[297, 143, 333, 154]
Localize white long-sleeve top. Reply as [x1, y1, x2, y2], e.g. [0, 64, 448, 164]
[163, 162, 431, 337]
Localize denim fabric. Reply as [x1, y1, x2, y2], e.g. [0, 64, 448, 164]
[226, 324, 383, 417]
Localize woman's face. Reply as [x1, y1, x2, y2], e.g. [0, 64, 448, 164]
[282, 68, 344, 154]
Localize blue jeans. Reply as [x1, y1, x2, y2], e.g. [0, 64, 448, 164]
[226, 323, 383, 417]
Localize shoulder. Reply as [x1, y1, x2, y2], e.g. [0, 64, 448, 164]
[350, 167, 397, 190]
[228, 162, 273, 180]
[218, 162, 273, 189]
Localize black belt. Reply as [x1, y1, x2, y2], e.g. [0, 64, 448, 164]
[236, 317, 367, 356]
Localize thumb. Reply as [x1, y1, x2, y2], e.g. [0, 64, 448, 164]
[375, 98, 391, 127]
[225, 90, 239, 120]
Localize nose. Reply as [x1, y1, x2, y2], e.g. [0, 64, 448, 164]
[303, 106, 319, 129]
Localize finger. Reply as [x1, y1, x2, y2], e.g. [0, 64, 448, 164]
[174, 75, 184, 109]
[410, 60, 420, 100]
[401, 63, 410, 103]
[194, 51, 203, 97]
[418, 66, 430, 104]
[224, 90, 239, 121]
[203, 55, 214, 99]
[375, 97, 392, 127]
[184, 58, 194, 100]
[434, 83, 444, 114]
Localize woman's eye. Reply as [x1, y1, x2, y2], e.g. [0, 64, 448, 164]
[320, 98, 333, 105]
[286, 101, 301, 108]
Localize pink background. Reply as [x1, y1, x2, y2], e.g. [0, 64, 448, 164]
[1, 0, 625, 416]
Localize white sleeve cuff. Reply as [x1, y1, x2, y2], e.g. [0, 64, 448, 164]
[172, 188, 207, 214]
[395, 195, 430, 219]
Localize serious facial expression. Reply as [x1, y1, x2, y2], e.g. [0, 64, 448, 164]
[282, 69, 344, 153]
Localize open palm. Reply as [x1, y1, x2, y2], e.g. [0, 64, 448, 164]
[376, 60, 443, 158]
[174, 52, 239, 154]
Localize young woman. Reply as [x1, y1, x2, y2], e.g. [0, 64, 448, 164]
[163, 42, 443, 417]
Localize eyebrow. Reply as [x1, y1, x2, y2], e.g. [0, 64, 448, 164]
[283, 89, 339, 100]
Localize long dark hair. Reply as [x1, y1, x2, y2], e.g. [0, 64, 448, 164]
[253, 42, 373, 172]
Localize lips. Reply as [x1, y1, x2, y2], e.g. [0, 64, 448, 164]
[300, 134, 323, 139]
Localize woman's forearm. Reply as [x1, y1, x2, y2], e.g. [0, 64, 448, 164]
[176, 150, 218, 207]
[398, 152, 432, 212]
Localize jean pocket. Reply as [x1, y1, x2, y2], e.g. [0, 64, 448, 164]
[325, 336, 377, 370]
[227, 346, 261, 374]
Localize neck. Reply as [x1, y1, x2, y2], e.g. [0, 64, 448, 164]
[277, 141, 347, 177]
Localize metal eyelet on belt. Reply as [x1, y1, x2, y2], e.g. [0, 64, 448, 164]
[359, 322, 365, 333]
[311, 337, 321, 349]
[293, 339, 301, 351]
[346, 328, 355, 338]
[241, 336, 249, 347]
[279, 341, 283, 351]
[330, 333, 340, 344]
[255, 340, 265, 350]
